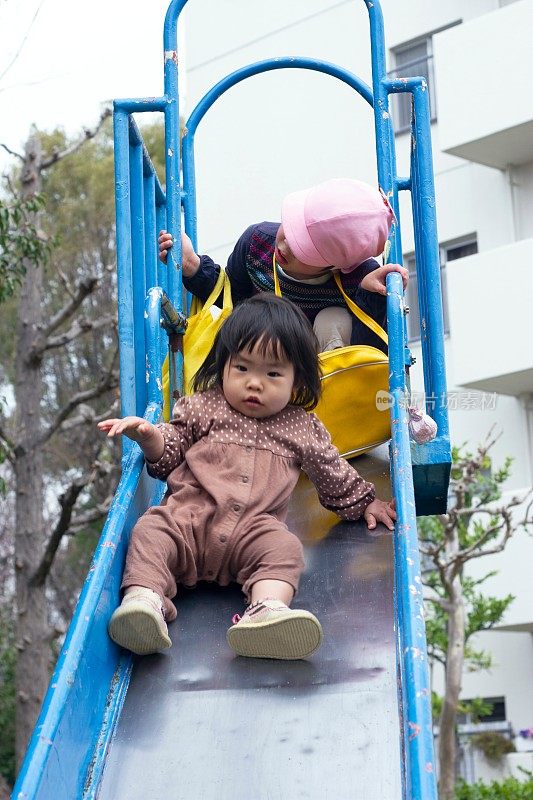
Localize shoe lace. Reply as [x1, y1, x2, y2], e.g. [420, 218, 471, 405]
[231, 613, 241, 624]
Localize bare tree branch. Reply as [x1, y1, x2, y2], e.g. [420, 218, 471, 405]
[37, 360, 119, 447]
[452, 493, 533, 565]
[453, 519, 509, 566]
[0, 0, 46, 83]
[40, 314, 116, 355]
[458, 503, 532, 564]
[0, 74, 62, 97]
[419, 539, 446, 559]
[424, 595, 452, 613]
[43, 274, 99, 338]
[29, 479, 85, 587]
[427, 651, 446, 668]
[463, 537, 514, 562]
[56, 266, 77, 300]
[29, 443, 116, 585]
[28, 465, 99, 590]
[59, 397, 119, 432]
[451, 493, 528, 518]
[0, 141, 24, 161]
[40, 107, 112, 170]
[69, 496, 113, 533]
[0, 420, 16, 465]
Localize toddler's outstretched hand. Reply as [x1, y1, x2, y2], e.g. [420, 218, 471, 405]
[360, 263, 409, 296]
[363, 498, 396, 531]
[98, 417, 165, 462]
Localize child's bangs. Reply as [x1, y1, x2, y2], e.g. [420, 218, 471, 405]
[224, 314, 288, 362]
[237, 332, 286, 361]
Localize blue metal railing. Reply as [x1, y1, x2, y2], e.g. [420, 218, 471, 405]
[387, 271, 437, 799]
[11, 291, 168, 799]
[113, 111, 179, 456]
[181, 56, 373, 251]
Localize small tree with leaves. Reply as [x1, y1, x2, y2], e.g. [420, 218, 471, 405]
[0, 194, 54, 302]
[418, 431, 533, 800]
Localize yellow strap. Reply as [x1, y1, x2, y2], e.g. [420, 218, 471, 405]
[272, 254, 388, 345]
[196, 267, 232, 316]
[333, 273, 388, 345]
[273, 255, 282, 298]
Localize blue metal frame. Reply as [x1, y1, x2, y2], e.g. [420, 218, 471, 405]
[12, 293, 168, 799]
[181, 57, 373, 250]
[387, 271, 437, 799]
[13, 2, 450, 797]
[113, 113, 169, 436]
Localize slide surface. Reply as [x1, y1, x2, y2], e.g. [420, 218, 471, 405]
[97, 446, 401, 800]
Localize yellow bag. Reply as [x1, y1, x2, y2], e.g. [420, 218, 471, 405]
[162, 268, 232, 419]
[273, 264, 390, 458]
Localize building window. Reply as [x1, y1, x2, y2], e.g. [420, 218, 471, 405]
[458, 697, 507, 726]
[405, 236, 478, 342]
[389, 36, 437, 132]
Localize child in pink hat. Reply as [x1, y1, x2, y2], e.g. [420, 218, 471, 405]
[281, 178, 394, 274]
[159, 178, 408, 354]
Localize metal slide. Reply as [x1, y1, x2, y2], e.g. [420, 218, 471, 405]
[97, 450, 401, 800]
[12, 2, 451, 799]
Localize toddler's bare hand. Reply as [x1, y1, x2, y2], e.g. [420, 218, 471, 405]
[364, 498, 396, 531]
[98, 416, 156, 444]
[360, 263, 409, 296]
[158, 230, 201, 276]
[98, 416, 165, 462]
[158, 230, 174, 264]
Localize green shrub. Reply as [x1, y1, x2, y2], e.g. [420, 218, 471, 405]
[455, 777, 533, 800]
[471, 731, 516, 765]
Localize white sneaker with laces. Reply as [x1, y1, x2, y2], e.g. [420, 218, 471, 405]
[108, 587, 171, 656]
[227, 598, 323, 660]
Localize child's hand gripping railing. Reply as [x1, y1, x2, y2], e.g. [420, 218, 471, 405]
[387, 270, 437, 800]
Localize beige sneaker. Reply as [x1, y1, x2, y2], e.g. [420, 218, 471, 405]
[108, 587, 172, 655]
[227, 598, 323, 660]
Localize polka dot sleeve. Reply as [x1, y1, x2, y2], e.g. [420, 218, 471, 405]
[301, 413, 376, 520]
[145, 395, 198, 480]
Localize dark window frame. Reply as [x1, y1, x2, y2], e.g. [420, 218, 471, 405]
[389, 35, 437, 133]
[457, 697, 507, 725]
[404, 235, 478, 343]
[389, 22, 461, 135]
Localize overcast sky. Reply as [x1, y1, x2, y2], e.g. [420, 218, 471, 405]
[0, 0, 179, 172]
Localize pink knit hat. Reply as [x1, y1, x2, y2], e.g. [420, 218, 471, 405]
[281, 178, 394, 273]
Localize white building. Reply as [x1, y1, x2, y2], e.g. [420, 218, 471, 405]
[181, 0, 533, 781]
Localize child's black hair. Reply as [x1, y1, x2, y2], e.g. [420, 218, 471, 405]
[193, 293, 321, 410]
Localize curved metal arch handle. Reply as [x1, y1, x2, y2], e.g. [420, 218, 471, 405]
[186, 57, 372, 136]
[181, 57, 374, 251]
